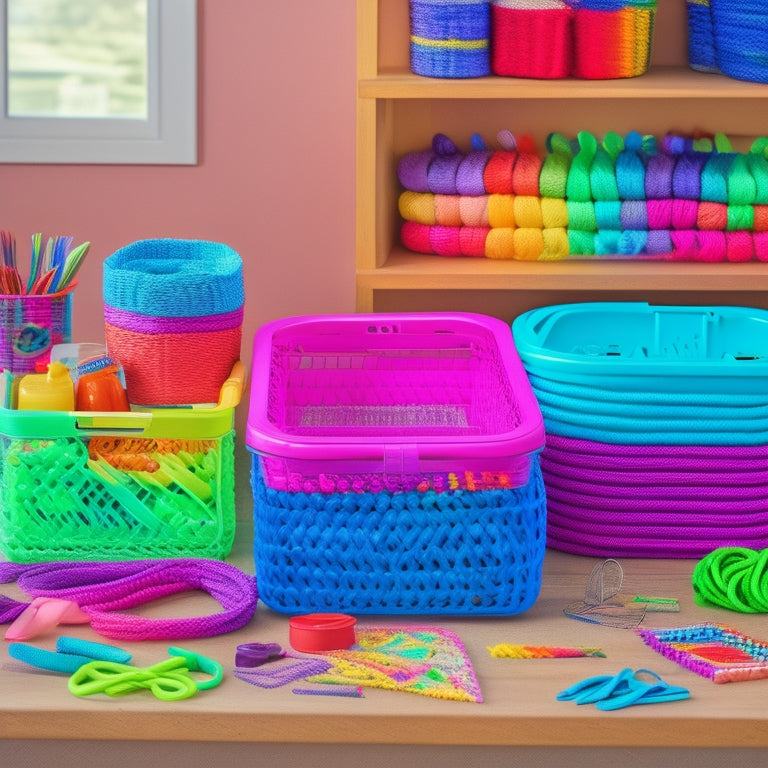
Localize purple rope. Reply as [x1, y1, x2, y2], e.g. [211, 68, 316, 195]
[0, 559, 258, 641]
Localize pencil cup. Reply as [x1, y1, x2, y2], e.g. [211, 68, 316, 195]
[0, 285, 75, 376]
[103, 239, 244, 406]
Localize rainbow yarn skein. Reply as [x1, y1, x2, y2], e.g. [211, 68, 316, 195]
[398, 131, 768, 262]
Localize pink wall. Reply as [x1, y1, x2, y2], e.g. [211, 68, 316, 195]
[0, 0, 357, 431]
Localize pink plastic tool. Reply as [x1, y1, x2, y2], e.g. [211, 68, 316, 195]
[4, 597, 91, 641]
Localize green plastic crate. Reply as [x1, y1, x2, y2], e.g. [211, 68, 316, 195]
[0, 362, 244, 563]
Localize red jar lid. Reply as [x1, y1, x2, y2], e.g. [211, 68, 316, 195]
[288, 613, 357, 653]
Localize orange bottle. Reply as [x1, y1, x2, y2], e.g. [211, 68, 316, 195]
[75, 357, 130, 412]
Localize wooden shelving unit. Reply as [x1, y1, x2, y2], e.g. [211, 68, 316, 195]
[355, 0, 768, 319]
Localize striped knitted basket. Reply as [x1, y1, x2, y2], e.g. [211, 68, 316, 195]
[409, 0, 491, 78]
[570, 0, 657, 80]
[103, 239, 244, 406]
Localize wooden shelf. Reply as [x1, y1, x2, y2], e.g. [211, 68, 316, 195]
[355, 0, 768, 314]
[360, 66, 768, 100]
[359, 248, 768, 292]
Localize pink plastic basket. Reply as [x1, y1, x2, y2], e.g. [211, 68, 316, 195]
[246, 312, 544, 493]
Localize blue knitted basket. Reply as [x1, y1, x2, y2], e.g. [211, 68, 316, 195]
[686, 0, 719, 73]
[410, 0, 491, 78]
[103, 239, 244, 318]
[710, 0, 768, 83]
[250, 453, 546, 615]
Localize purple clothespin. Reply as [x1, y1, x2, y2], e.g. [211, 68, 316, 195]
[235, 642, 285, 668]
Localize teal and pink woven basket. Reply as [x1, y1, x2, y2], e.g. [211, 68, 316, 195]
[246, 312, 547, 616]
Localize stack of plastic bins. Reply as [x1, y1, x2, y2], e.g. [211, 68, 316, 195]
[246, 312, 546, 616]
[512, 302, 768, 558]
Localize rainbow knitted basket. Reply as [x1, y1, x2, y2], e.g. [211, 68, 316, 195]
[490, 0, 655, 80]
[571, 0, 656, 79]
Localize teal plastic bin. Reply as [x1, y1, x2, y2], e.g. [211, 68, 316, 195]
[513, 302, 768, 394]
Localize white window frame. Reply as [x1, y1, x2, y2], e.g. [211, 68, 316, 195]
[0, 0, 197, 164]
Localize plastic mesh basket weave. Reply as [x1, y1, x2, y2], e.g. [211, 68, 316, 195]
[0, 361, 244, 563]
[251, 453, 546, 615]
[0, 432, 236, 563]
[247, 312, 545, 493]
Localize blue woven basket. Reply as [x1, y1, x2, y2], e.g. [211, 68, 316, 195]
[250, 453, 546, 616]
[710, 0, 768, 83]
[103, 238, 244, 318]
[410, 0, 491, 78]
[686, 0, 719, 73]
[688, 0, 768, 82]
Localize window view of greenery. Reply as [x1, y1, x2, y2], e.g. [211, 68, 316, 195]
[7, 0, 147, 119]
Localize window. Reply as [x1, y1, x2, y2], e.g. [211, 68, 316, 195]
[0, 0, 196, 164]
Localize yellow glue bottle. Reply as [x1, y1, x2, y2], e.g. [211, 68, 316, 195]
[17, 361, 75, 411]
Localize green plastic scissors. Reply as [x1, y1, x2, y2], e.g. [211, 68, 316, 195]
[68, 646, 223, 701]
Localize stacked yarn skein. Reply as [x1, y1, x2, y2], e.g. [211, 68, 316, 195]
[398, 131, 768, 261]
[103, 239, 244, 406]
